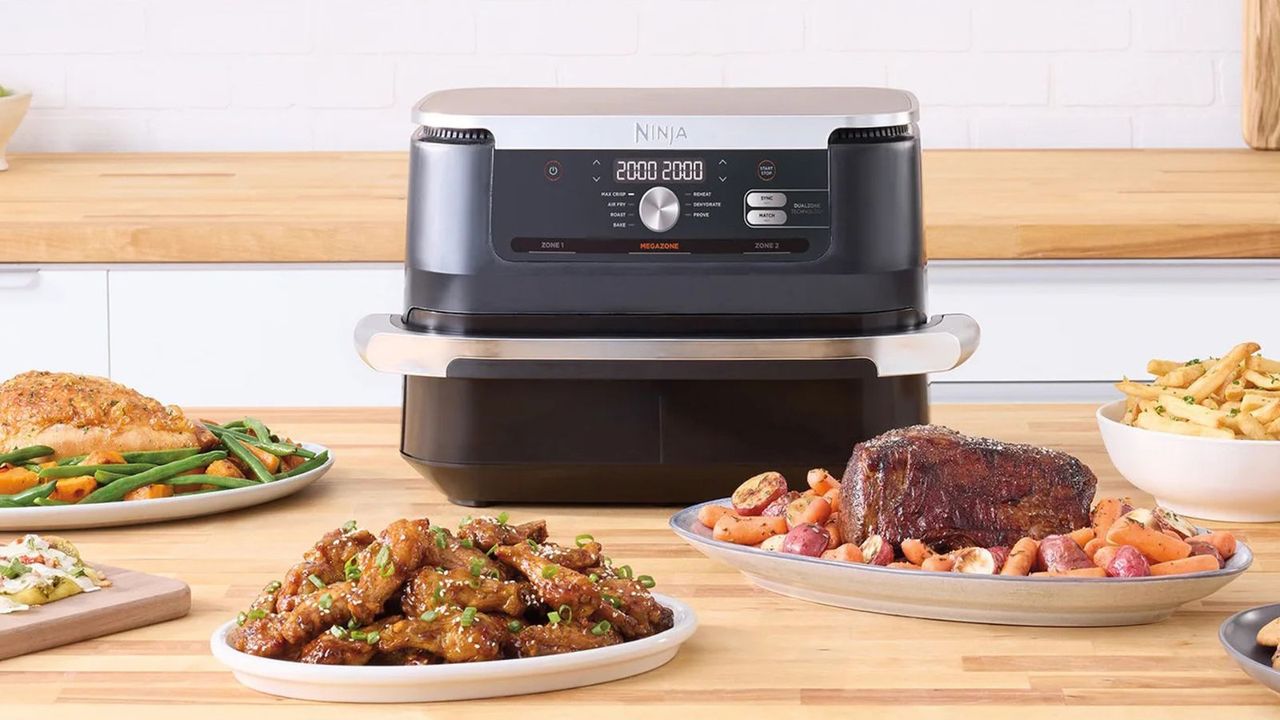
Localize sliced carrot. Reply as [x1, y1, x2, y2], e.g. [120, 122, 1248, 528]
[712, 515, 787, 545]
[1106, 518, 1192, 563]
[821, 543, 864, 563]
[0, 467, 39, 495]
[49, 476, 97, 503]
[123, 484, 175, 501]
[1000, 537, 1039, 576]
[1082, 537, 1107, 560]
[1186, 531, 1237, 560]
[1092, 544, 1122, 569]
[697, 504, 735, 529]
[901, 538, 930, 566]
[1149, 555, 1220, 576]
[921, 554, 955, 572]
[1068, 527, 1095, 548]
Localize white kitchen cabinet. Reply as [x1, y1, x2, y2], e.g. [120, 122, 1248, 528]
[0, 269, 109, 378]
[928, 260, 1280, 383]
[108, 267, 403, 406]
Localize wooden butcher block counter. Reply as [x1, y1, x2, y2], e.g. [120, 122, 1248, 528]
[1, 404, 1276, 718]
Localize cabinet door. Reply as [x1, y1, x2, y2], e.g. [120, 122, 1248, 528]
[109, 268, 403, 406]
[0, 269, 109, 378]
[929, 261, 1280, 382]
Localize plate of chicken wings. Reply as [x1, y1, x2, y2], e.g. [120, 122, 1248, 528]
[211, 515, 697, 703]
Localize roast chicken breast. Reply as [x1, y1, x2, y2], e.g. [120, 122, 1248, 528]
[0, 371, 215, 459]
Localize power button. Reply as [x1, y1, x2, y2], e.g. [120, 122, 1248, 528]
[544, 160, 563, 181]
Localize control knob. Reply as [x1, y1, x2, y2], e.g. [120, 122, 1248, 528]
[638, 186, 680, 233]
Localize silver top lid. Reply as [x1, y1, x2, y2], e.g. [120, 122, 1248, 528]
[412, 87, 919, 150]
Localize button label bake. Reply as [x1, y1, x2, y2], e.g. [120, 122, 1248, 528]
[746, 192, 787, 208]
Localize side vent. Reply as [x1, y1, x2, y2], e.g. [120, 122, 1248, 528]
[421, 126, 493, 145]
[829, 125, 912, 144]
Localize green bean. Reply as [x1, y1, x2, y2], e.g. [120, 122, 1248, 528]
[274, 450, 329, 480]
[78, 451, 227, 504]
[123, 448, 200, 464]
[0, 480, 57, 506]
[0, 499, 21, 508]
[22, 463, 42, 473]
[207, 425, 303, 457]
[158, 474, 258, 490]
[38, 463, 156, 479]
[221, 435, 274, 483]
[33, 497, 68, 507]
[57, 454, 86, 466]
[94, 470, 126, 484]
[243, 417, 273, 442]
[0, 446, 54, 466]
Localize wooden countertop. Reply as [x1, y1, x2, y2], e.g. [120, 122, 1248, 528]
[2, 404, 1274, 716]
[3, 150, 1280, 262]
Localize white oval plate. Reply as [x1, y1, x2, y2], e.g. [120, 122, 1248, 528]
[671, 500, 1251, 627]
[210, 593, 697, 703]
[0, 443, 332, 530]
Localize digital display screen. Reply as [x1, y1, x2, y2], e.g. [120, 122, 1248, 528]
[613, 158, 705, 184]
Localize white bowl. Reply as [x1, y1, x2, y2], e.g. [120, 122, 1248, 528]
[0, 90, 32, 172]
[210, 594, 697, 703]
[1097, 399, 1280, 522]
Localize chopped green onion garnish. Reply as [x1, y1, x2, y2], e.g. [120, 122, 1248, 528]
[541, 565, 559, 579]
[590, 620, 612, 636]
[588, 573, 600, 583]
[460, 538, 474, 548]
[247, 608, 267, 620]
[602, 593, 621, 608]
[329, 625, 347, 639]
[469, 557, 485, 577]
[616, 564, 633, 579]
[460, 606, 477, 627]
[347, 617, 360, 630]
[375, 544, 390, 569]
[308, 573, 325, 589]
[507, 620, 522, 633]
[637, 574, 656, 588]
[236, 611, 248, 627]
[434, 531, 447, 549]
[344, 556, 362, 581]
[575, 533, 594, 548]
[496, 511, 509, 524]
[350, 629, 367, 641]
[380, 563, 395, 577]
[527, 538, 540, 549]
[365, 631, 380, 645]
[546, 611, 561, 625]
[318, 593, 333, 610]
[342, 520, 358, 533]
[433, 584, 445, 602]
[558, 604, 572, 624]
[420, 610, 439, 622]
[264, 580, 282, 593]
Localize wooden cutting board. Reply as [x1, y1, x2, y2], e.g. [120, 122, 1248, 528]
[1244, 0, 1280, 149]
[0, 564, 190, 660]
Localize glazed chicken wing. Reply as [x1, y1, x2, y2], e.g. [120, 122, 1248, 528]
[535, 541, 602, 571]
[512, 622, 621, 658]
[229, 581, 356, 659]
[378, 609, 511, 663]
[348, 518, 436, 623]
[256, 526, 373, 613]
[459, 517, 548, 551]
[0, 371, 216, 458]
[493, 543, 600, 622]
[298, 616, 401, 666]
[401, 567, 528, 618]
[423, 527, 509, 580]
[595, 578, 674, 640]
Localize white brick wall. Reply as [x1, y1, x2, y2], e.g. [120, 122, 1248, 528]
[0, 0, 1247, 151]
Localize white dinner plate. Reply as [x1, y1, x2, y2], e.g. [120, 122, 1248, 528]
[671, 499, 1251, 627]
[0, 443, 332, 530]
[210, 593, 697, 703]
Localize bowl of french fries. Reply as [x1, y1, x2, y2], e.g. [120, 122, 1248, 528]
[1098, 341, 1280, 522]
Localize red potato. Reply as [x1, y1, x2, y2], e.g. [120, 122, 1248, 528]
[1187, 531, 1237, 559]
[713, 515, 788, 545]
[758, 535, 787, 552]
[1188, 541, 1225, 569]
[731, 471, 789, 516]
[1152, 506, 1198, 539]
[951, 547, 996, 574]
[1037, 534, 1095, 573]
[781, 523, 831, 557]
[821, 543, 864, 563]
[900, 538, 931, 566]
[806, 468, 838, 495]
[761, 491, 800, 517]
[785, 495, 831, 528]
[859, 534, 894, 566]
[1104, 545, 1151, 578]
[988, 546, 1009, 573]
[697, 504, 735, 529]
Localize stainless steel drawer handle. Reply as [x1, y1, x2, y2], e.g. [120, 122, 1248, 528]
[355, 313, 980, 379]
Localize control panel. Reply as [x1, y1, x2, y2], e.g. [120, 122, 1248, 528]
[491, 150, 831, 262]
